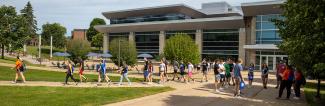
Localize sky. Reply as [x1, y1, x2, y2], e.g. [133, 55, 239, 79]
[1, 0, 269, 36]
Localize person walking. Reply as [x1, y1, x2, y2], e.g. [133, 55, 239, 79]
[159, 60, 166, 84]
[277, 65, 294, 100]
[100, 59, 111, 85]
[78, 58, 88, 83]
[214, 59, 221, 92]
[147, 60, 154, 84]
[229, 59, 235, 86]
[218, 60, 226, 88]
[187, 62, 195, 83]
[118, 62, 131, 86]
[248, 63, 255, 87]
[179, 61, 186, 83]
[163, 58, 169, 81]
[172, 60, 180, 81]
[12, 56, 26, 83]
[261, 63, 269, 89]
[64, 60, 78, 85]
[276, 60, 286, 88]
[224, 60, 231, 88]
[143, 58, 149, 82]
[233, 59, 243, 97]
[201, 59, 208, 82]
[293, 69, 304, 100]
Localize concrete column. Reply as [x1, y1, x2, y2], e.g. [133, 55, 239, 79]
[103, 33, 108, 54]
[250, 17, 256, 44]
[238, 28, 246, 65]
[159, 31, 165, 54]
[195, 29, 202, 59]
[129, 32, 135, 42]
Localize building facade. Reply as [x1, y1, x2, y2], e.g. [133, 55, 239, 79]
[95, 0, 287, 71]
[71, 29, 88, 41]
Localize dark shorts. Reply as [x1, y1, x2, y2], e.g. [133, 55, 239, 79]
[202, 70, 208, 75]
[174, 70, 178, 74]
[180, 71, 185, 75]
[219, 74, 225, 82]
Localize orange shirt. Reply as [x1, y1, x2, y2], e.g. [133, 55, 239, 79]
[15, 59, 22, 69]
[282, 69, 290, 80]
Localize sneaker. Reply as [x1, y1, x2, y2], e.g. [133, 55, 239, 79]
[128, 83, 132, 86]
[293, 97, 300, 100]
[215, 89, 220, 93]
[11, 81, 16, 84]
[219, 88, 224, 92]
[75, 82, 79, 85]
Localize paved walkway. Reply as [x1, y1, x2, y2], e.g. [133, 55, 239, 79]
[104, 73, 307, 106]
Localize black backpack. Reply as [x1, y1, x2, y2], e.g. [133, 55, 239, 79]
[20, 63, 26, 72]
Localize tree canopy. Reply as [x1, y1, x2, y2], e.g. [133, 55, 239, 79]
[67, 39, 91, 63]
[109, 38, 137, 66]
[164, 33, 200, 64]
[41, 23, 67, 48]
[20, 1, 38, 39]
[91, 32, 103, 50]
[87, 18, 106, 46]
[273, 0, 325, 98]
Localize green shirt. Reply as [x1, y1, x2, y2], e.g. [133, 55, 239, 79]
[224, 64, 231, 75]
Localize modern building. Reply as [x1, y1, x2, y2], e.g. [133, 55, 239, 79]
[95, 0, 287, 71]
[71, 29, 88, 41]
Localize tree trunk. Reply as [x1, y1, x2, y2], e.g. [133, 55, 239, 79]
[316, 73, 321, 98]
[1, 44, 4, 59]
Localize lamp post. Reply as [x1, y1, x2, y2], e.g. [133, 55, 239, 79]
[50, 36, 53, 59]
[38, 35, 41, 65]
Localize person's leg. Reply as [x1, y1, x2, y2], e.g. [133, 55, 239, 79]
[79, 74, 83, 82]
[265, 77, 268, 88]
[286, 80, 292, 99]
[14, 71, 19, 83]
[19, 72, 26, 82]
[98, 73, 101, 83]
[278, 80, 286, 98]
[124, 73, 131, 85]
[234, 78, 240, 96]
[118, 74, 124, 85]
[295, 81, 301, 97]
[65, 74, 69, 84]
[70, 74, 78, 83]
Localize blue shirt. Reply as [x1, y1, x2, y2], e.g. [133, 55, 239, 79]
[122, 66, 128, 74]
[100, 63, 106, 73]
[234, 64, 243, 77]
[180, 64, 185, 72]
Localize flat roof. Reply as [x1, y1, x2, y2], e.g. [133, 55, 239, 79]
[102, 4, 206, 19]
[94, 16, 244, 33]
[241, 0, 284, 16]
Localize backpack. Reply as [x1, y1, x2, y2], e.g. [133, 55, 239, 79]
[22, 63, 27, 71]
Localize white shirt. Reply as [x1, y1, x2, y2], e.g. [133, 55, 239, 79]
[159, 63, 165, 71]
[188, 64, 194, 72]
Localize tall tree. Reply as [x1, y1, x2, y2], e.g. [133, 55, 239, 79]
[92, 32, 103, 50]
[67, 39, 91, 63]
[164, 33, 200, 64]
[109, 38, 137, 66]
[41, 23, 67, 48]
[87, 18, 105, 46]
[0, 6, 17, 59]
[274, 0, 325, 98]
[20, 1, 38, 39]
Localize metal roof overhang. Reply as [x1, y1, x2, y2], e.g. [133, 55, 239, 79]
[243, 44, 279, 50]
[94, 16, 244, 33]
[103, 4, 206, 19]
[241, 0, 284, 16]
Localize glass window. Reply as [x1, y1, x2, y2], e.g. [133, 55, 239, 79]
[261, 22, 276, 29]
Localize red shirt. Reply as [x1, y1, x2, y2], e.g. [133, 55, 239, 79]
[282, 69, 290, 80]
[295, 71, 302, 80]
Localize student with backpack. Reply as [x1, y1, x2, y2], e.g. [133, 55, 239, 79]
[179, 61, 186, 83]
[118, 62, 131, 86]
[224, 60, 231, 88]
[12, 56, 26, 83]
[172, 60, 180, 81]
[64, 60, 78, 85]
[277, 65, 294, 100]
[261, 63, 269, 89]
[214, 59, 221, 92]
[233, 59, 244, 97]
[276, 60, 286, 88]
[248, 63, 255, 87]
[100, 59, 111, 85]
[293, 69, 305, 100]
[143, 58, 149, 82]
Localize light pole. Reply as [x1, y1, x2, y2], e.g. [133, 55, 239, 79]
[38, 35, 41, 65]
[50, 36, 53, 59]
[118, 39, 121, 68]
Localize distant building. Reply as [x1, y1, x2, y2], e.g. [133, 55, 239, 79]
[71, 29, 87, 41]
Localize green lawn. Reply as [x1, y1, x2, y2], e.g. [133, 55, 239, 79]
[0, 65, 147, 82]
[0, 86, 173, 106]
[304, 82, 325, 106]
[0, 56, 45, 67]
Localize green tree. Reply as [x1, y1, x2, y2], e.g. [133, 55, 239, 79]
[164, 33, 200, 64]
[109, 38, 137, 66]
[86, 18, 105, 46]
[67, 40, 91, 63]
[92, 32, 103, 50]
[273, 0, 325, 98]
[20, 1, 38, 39]
[41, 23, 67, 48]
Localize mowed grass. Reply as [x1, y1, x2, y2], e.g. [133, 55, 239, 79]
[304, 82, 325, 106]
[0, 86, 173, 106]
[0, 56, 45, 67]
[0, 65, 146, 82]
